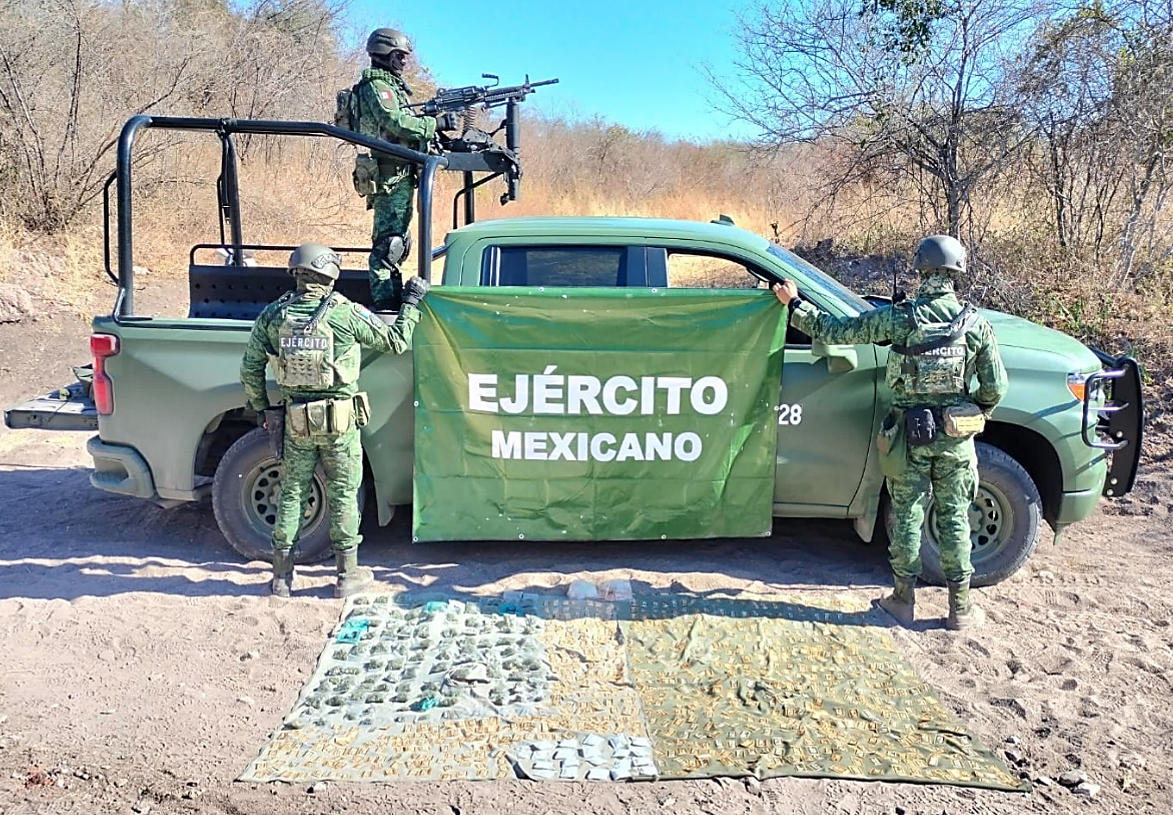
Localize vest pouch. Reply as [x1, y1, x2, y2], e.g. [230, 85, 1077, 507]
[876, 411, 908, 479]
[305, 400, 329, 434]
[353, 392, 371, 428]
[353, 153, 378, 197]
[904, 406, 938, 447]
[328, 397, 355, 433]
[943, 403, 986, 438]
[287, 403, 310, 437]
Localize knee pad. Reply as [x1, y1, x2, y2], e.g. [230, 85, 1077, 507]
[375, 233, 412, 266]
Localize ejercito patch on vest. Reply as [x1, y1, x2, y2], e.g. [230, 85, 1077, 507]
[921, 346, 965, 357]
[280, 336, 330, 350]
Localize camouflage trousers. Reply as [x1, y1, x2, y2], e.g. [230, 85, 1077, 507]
[368, 174, 415, 309]
[886, 434, 979, 584]
[272, 426, 364, 554]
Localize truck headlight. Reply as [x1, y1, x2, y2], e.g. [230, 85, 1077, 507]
[1067, 371, 1104, 404]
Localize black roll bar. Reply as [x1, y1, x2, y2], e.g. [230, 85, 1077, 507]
[113, 115, 453, 317]
[101, 171, 117, 284]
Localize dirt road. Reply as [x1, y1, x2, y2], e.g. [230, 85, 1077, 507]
[1, 416, 1171, 815]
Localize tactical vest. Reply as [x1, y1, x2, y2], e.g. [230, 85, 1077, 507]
[334, 86, 357, 131]
[885, 302, 978, 397]
[335, 73, 417, 188]
[273, 294, 360, 389]
[337, 72, 413, 143]
[334, 77, 368, 132]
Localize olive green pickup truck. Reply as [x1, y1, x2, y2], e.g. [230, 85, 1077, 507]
[4, 116, 1144, 586]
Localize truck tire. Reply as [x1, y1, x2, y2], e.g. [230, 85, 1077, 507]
[212, 428, 362, 565]
[884, 442, 1043, 587]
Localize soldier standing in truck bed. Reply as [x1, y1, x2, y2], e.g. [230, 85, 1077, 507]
[343, 28, 459, 311]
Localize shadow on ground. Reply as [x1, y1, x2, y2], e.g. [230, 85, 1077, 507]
[0, 465, 891, 602]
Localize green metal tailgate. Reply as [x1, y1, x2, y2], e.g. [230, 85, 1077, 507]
[4, 380, 98, 431]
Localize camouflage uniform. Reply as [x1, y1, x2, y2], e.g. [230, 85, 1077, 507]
[240, 279, 421, 593]
[789, 273, 1007, 616]
[352, 68, 436, 309]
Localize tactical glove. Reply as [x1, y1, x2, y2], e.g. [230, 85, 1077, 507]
[434, 111, 461, 133]
[402, 276, 431, 308]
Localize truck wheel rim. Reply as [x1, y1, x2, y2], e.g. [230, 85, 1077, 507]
[927, 483, 1011, 564]
[247, 460, 325, 545]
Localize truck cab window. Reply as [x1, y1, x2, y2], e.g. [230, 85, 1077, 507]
[488, 246, 632, 286]
[665, 251, 761, 290]
[662, 248, 810, 346]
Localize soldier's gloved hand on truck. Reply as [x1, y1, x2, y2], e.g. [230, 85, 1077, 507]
[402, 276, 431, 309]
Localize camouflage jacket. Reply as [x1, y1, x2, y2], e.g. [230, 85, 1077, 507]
[790, 275, 1008, 413]
[354, 68, 436, 170]
[240, 282, 421, 411]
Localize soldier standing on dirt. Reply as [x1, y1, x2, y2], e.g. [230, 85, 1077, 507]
[239, 242, 430, 598]
[772, 235, 1007, 630]
[346, 28, 460, 311]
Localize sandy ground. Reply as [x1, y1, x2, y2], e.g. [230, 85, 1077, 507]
[2, 304, 1172, 815]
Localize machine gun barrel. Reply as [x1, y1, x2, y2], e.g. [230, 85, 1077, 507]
[417, 75, 558, 116]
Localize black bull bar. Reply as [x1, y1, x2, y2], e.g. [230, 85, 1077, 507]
[1083, 350, 1143, 497]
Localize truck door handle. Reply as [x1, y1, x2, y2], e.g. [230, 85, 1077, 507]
[811, 340, 858, 373]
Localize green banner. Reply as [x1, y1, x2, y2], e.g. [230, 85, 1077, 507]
[412, 288, 787, 542]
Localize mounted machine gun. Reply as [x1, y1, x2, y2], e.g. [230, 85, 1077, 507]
[412, 74, 558, 219]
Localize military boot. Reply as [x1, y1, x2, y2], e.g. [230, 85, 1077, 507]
[334, 548, 374, 598]
[270, 549, 295, 598]
[876, 575, 916, 627]
[946, 580, 986, 630]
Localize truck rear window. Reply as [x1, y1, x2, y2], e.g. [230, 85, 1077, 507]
[491, 246, 631, 286]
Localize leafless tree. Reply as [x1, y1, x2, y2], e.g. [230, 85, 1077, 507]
[710, 0, 1045, 239]
[0, 0, 204, 229]
[1017, 0, 1173, 282]
[0, 0, 353, 231]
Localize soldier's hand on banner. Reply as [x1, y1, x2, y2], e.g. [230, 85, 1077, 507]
[772, 279, 799, 304]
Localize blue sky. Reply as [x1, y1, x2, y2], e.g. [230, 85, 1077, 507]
[347, 1, 758, 144]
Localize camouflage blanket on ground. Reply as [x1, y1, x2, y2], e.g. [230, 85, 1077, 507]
[239, 591, 1026, 791]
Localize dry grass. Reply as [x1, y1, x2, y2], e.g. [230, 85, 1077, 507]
[66, 127, 813, 291]
[3, 122, 1171, 425]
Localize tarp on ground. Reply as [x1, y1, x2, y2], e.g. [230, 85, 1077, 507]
[239, 590, 1028, 792]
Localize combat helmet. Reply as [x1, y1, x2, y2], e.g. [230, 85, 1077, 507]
[288, 242, 341, 281]
[912, 234, 966, 274]
[366, 27, 412, 57]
